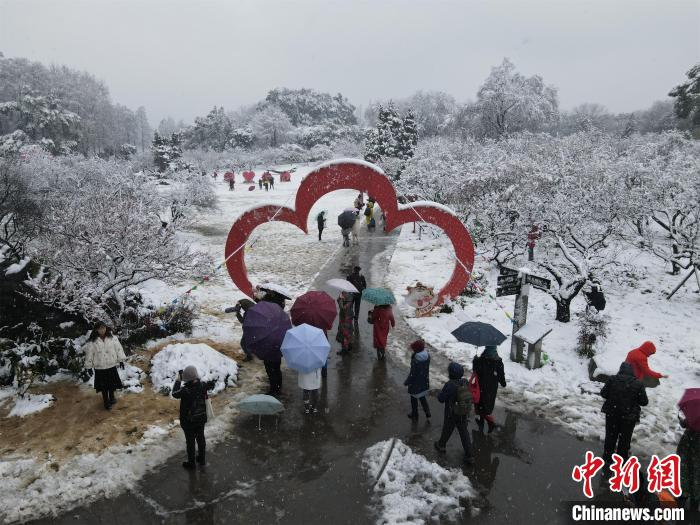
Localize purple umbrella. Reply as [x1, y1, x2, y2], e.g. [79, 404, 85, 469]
[243, 301, 292, 360]
[679, 388, 700, 432]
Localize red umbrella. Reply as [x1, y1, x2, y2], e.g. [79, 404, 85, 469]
[679, 388, 700, 432]
[290, 291, 337, 331]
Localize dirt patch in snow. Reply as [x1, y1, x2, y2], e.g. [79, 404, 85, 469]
[0, 338, 263, 462]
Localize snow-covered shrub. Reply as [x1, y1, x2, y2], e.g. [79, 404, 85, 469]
[150, 343, 238, 396]
[576, 308, 610, 358]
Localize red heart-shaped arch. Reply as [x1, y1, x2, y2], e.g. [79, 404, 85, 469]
[225, 160, 474, 304]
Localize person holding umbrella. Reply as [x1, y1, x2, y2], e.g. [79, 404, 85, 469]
[290, 290, 337, 378]
[677, 389, 700, 511]
[363, 288, 396, 360]
[473, 345, 506, 433]
[346, 266, 367, 321]
[599, 362, 648, 467]
[405, 339, 431, 420]
[281, 324, 330, 415]
[243, 301, 292, 395]
[335, 292, 354, 355]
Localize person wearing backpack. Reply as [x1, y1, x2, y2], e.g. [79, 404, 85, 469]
[473, 345, 506, 433]
[600, 362, 648, 466]
[172, 366, 210, 470]
[434, 362, 474, 464]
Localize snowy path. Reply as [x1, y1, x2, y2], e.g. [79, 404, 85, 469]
[31, 218, 598, 525]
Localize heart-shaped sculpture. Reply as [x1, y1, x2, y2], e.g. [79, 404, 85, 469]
[225, 159, 474, 304]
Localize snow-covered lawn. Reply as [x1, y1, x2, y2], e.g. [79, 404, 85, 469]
[363, 438, 478, 524]
[385, 227, 700, 456]
[7, 393, 55, 418]
[150, 342, 238, 395]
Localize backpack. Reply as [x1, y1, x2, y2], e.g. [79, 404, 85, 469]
[452, 379, 472, 416]
[364, 207, 372, 217]
[187, 385, 208, 424]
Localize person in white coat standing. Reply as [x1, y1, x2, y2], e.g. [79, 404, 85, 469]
[83, 321, 126, 410]
[298, 367, 322, 415]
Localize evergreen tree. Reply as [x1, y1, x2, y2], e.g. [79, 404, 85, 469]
[398, 110, 418, 160]
[669, 63, 700, 127]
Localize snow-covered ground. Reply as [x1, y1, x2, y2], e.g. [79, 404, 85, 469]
[384, 226, 700, 456]
[363, 438, 478, 524]
[0, 163, 363, 524]
[150, 342, 238, 395]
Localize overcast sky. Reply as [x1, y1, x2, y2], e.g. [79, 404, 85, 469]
[1, 0, 698, 125]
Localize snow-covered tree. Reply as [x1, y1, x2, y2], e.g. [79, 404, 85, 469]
[265, 88, 357, 126]
[184, 106, 233, 151]
[152, 131, 183, 172]
[471, 58, 558, 138]
[669, 63, 700, 128]
[249, 105, 292, 147]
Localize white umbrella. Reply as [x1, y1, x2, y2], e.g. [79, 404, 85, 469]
[325, 278, 359, 293]
[259, 282, 294, 299]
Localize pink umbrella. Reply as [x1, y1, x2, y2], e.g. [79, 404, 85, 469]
[679, 388, 700, 432]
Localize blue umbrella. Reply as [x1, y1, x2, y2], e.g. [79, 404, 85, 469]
[451, 322, 507, 347]
[238, 394, 285, 430]
[281, 324, 331, 373]
[361, 287, 396, 305]
[243, 301, 292, 360]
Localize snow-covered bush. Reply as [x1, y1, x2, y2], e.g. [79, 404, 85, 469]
[576, 308, 610, 358]
[150, 343, 238, 396]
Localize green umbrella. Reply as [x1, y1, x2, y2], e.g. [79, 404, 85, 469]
[239, 394, 285, 430]
[361, 287, 396, 305]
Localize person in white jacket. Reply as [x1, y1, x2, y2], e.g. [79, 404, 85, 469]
[83, 321, 126, 410]
[298, 367, 322, 415]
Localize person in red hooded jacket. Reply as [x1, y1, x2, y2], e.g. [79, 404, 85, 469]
[625, 341, 668, 382]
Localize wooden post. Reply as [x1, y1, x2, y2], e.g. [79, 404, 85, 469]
[509, 274, 529, 363]
[526, 340, 543, 370]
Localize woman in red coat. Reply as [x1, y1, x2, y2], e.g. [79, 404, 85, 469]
[370, 305, 395, 360]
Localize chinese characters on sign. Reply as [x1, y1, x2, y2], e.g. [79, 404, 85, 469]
[572, 452, 681, 498]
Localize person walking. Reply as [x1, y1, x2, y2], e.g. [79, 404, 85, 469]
[625, 341, 668, 385]
[677, 414, 700, 512]
[600, 362, 648, 466]
[473, 345, 506, 433]
[258, 293, 286, 394]
[369, 304, 395, 360]
[172, 366, 209, 469]
[434, 362, 474, 464]
[225, 299, 256, 362]
[346, 266, 367, 321]
[341, 227, 351, 247]
[258, 178, 263, 190]
[298, 366, 322, 414]
[269, 175, 274, 189]
[354, 192, 364, 211]
[335, 292, 354, 355]
[364, 201, 375, 229]
[351, 212, 360, 245]
[316, 211, 326, 241]
[228, 177, 235, 191]
[83, 321, 126, 410]
[405, 339, 431, 420]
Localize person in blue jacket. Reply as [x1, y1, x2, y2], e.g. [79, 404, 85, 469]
[404, 339, 431, 420]
[434, 362, 474, 464]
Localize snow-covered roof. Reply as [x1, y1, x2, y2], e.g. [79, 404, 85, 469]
[514, 322, 553, 344]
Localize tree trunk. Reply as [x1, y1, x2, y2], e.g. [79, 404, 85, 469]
[555, 298, 572, 323]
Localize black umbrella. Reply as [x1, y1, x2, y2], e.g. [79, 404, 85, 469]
[337, 210, 357, 229]
[451, 322, 507, 347]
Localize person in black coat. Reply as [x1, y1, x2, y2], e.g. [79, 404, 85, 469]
[172, 366, 210, 469]
[404, 340, 431, 420]
[346, 266, 367, 321]
[316, 211, 326, 241]
[600, 362, 648, 465]
[434, 362, 474, 464]
[473, 345, 506, 433]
